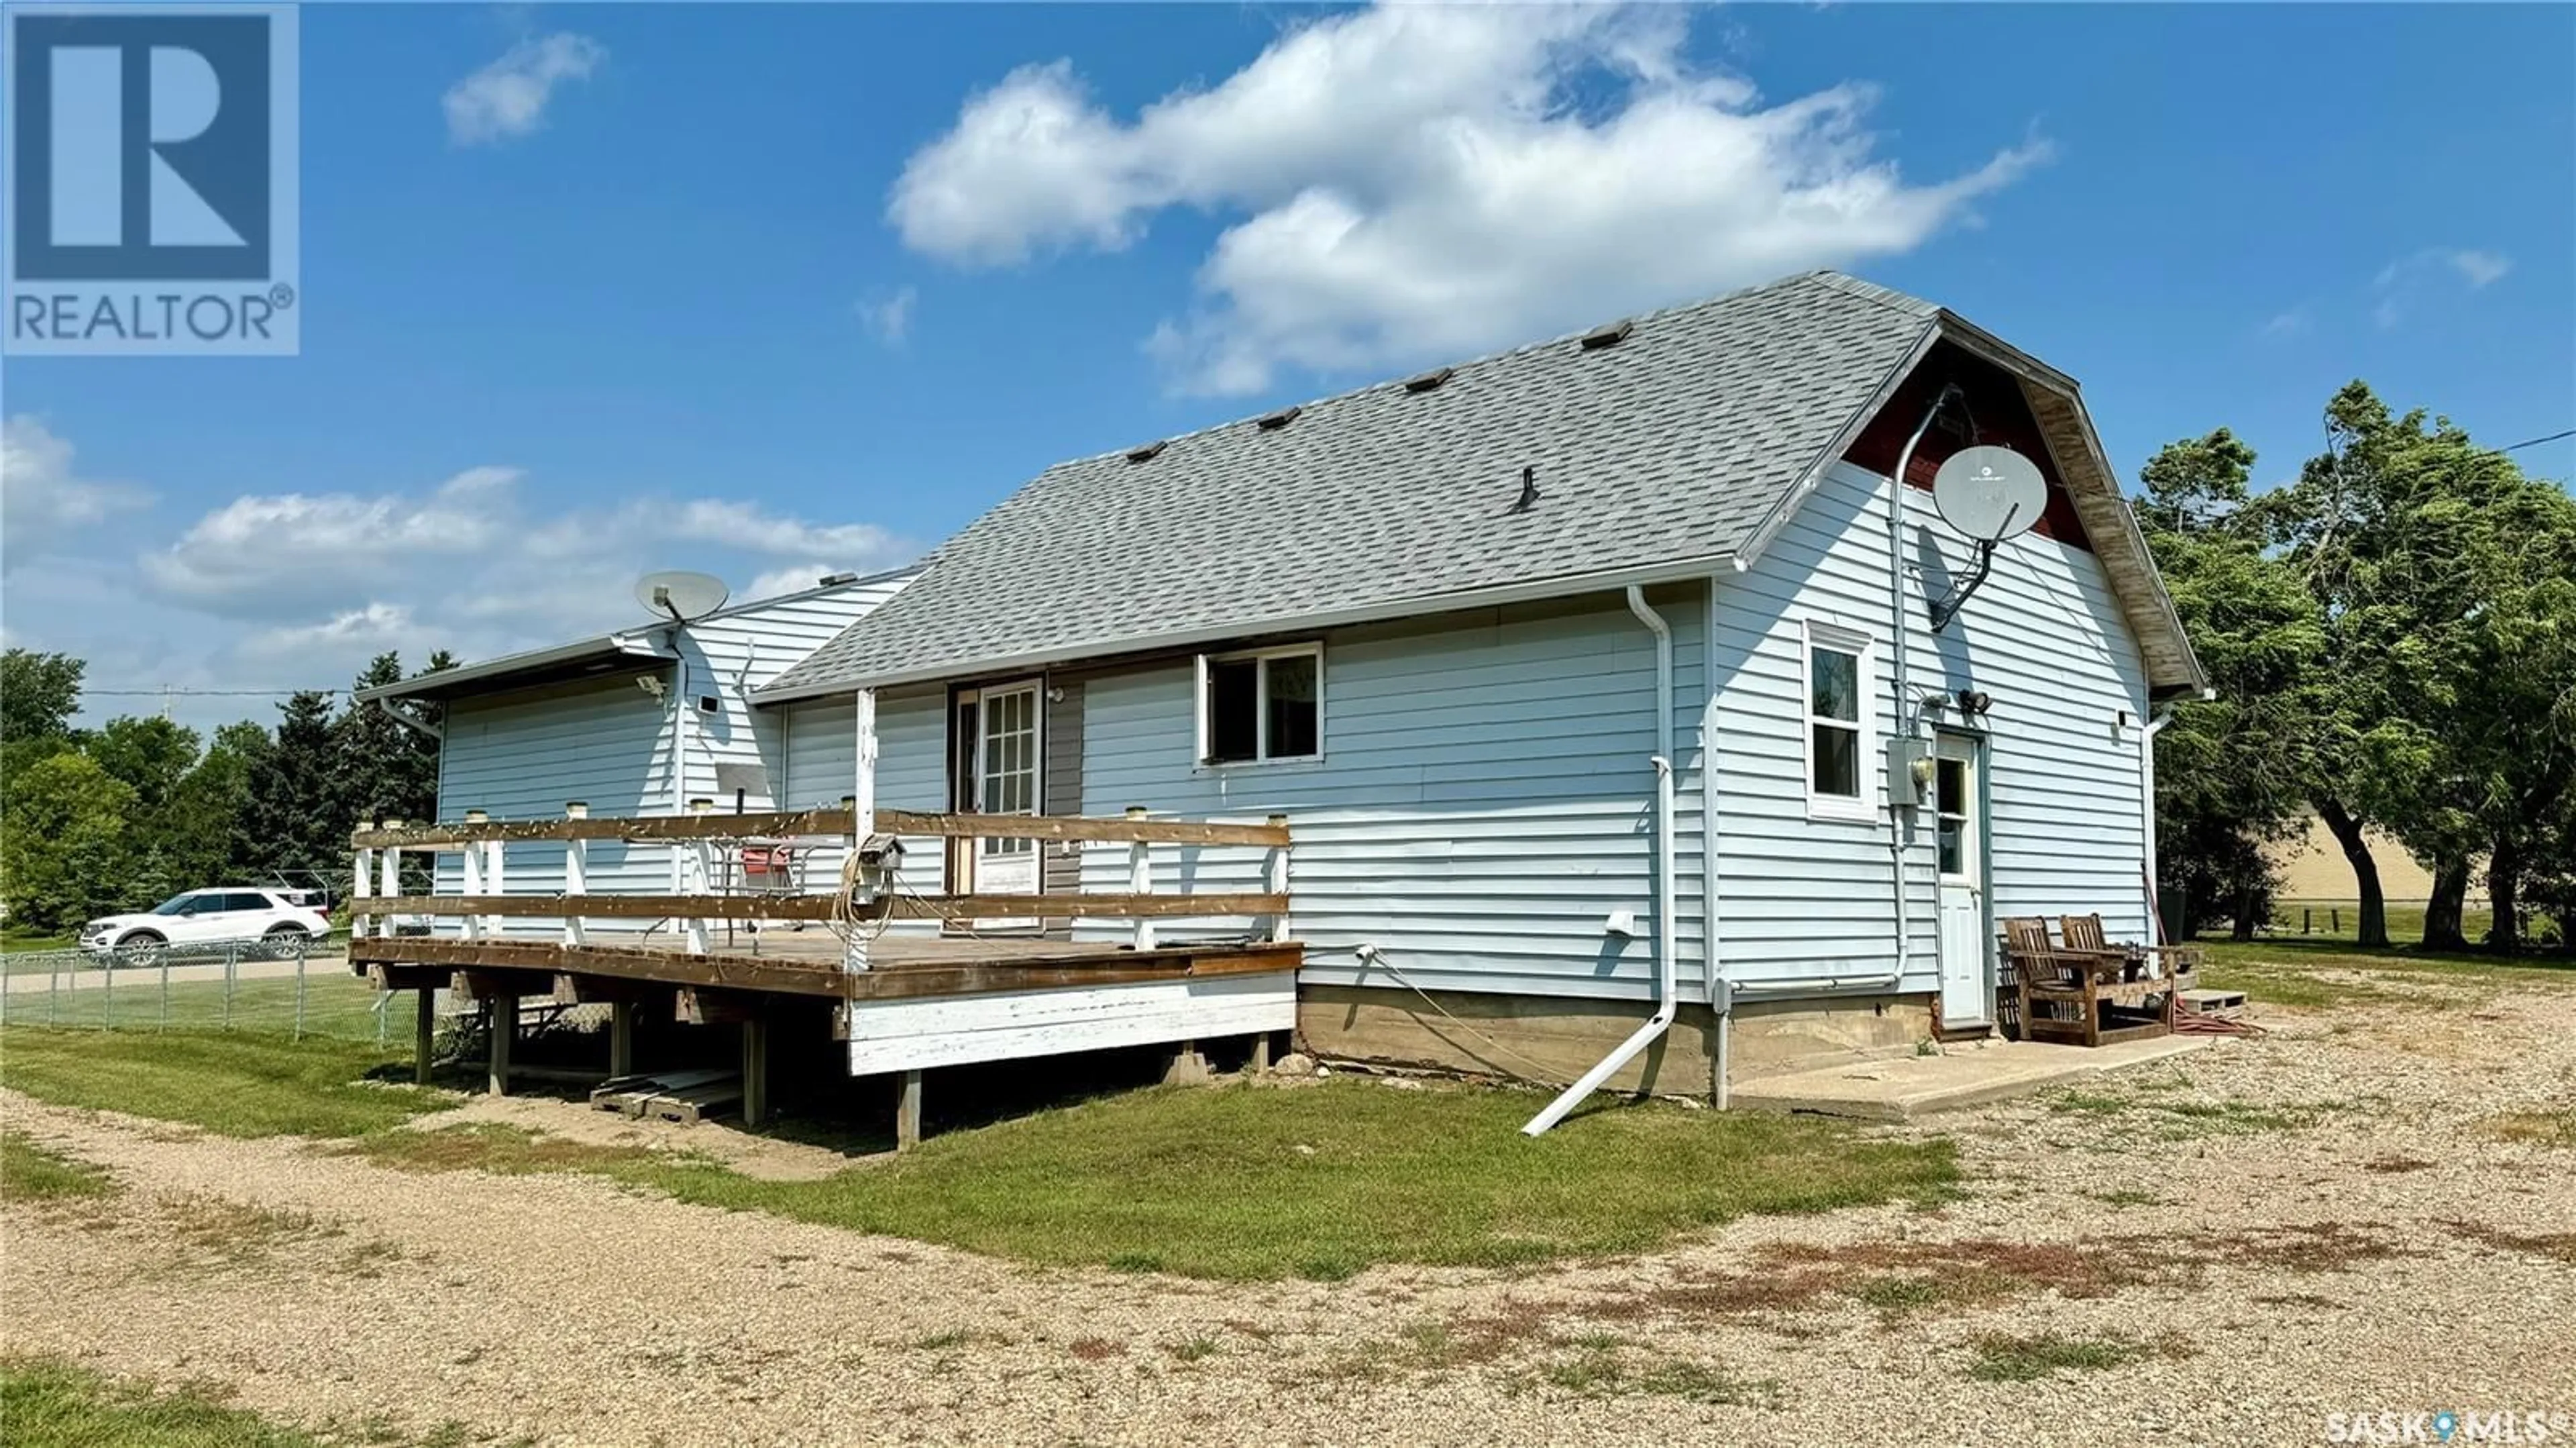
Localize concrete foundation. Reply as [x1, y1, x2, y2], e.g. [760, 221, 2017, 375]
[1295, 984, 1935, 1098]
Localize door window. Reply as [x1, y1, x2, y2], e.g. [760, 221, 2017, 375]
[977, 684, 1040, 858]
[1936, 756, 1970, 877]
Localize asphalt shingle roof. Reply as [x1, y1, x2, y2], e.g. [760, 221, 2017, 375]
[765, 271, 1943, 696]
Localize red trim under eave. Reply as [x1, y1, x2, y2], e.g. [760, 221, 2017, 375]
[1840, 339, 2095, 553]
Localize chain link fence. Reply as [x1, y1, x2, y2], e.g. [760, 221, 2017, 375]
[0, 932, 415, 1045]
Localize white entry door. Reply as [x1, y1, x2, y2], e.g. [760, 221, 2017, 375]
[971, 680, 1042, 906]
[1933, 733, 1991, 1029]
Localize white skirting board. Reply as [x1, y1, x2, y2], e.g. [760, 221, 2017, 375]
[845, 970, 1297, 1075]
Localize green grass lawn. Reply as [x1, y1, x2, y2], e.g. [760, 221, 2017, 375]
[1, 1357, 491, 1448]
[1, 1131, 121, 1202]
[3, 970, 390, 1041]
[374, 1082, 1957, 1281]
[0, 1021, 1955, 1282]
[0, 1028, 447, 1138]
[1, 930, 74, 955]
[2196, 936, 2573, 1009]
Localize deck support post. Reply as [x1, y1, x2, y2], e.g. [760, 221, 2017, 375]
[1164, 1039, 1209, 1086]
[896, 1069, 922, 1151]
[1251, 1032, 1273, 1072]
[488, 993, 517, 1096]
[608, 998, 635, 1078]
[741, 1018, 769, 1127]
[413, 987, 436, 1085]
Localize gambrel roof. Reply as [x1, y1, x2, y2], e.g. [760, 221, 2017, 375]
[762, 272, 2202, 701]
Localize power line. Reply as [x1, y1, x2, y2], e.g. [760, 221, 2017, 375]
[85, 687, 343, 697]
[2504, 427, 2575, 452]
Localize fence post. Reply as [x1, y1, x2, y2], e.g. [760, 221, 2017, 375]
[294, 947, 307, 1041]
[50, 958, 60, 1025]
[224, 941, 237, 1031]
[101, 949, 113, 1031]
[1266, 814, 1291, 943]
[564, 803, 590, 946]
[160, 953, 170, 1031]
[1126, 807, 1156, 952]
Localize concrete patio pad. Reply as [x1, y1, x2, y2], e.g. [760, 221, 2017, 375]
[1729, 1034, 2211, 1121]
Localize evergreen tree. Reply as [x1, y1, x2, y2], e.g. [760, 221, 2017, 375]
[237, 690, 341, 890]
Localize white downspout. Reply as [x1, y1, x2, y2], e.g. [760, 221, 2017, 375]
[1523, 587, 1676, 1137]
[1885, 387, 1957, 990]
[2141, 703, 2178, 937]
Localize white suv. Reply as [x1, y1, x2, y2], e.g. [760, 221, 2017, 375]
[80, 888, 332, 966]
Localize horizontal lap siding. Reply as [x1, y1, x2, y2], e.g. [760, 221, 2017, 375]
[1710, 461, 2146, 990]
[683, 581, 910, 810]
[433, 676, 676, 936]
[1065, 588, 1707, 1004]
[780, 685, 949, 939]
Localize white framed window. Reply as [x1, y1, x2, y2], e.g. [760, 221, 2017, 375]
[1197, 643, 1323, 766]
[1803, 619, 1874, 821]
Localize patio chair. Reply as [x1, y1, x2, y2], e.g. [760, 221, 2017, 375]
[2002, 917, 2167, 1048]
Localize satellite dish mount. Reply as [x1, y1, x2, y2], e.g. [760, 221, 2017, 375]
[1925, 444, 2047, 633]
[635, 570, 731, 626]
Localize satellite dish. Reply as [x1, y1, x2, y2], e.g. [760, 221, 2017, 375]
[635, 570, 730, 624]
[1931, 446, 2047, 543]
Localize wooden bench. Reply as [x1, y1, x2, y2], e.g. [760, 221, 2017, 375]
[2002, 916, 2180, 1047]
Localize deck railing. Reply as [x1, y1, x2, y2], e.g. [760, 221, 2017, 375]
[349, 805, 1291, 969]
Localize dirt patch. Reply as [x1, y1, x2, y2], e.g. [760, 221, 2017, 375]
[387, 1090, 863, 1181]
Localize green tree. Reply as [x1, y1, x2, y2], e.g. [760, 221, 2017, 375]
[0, 648, 83, 742]
[0, 648, 85, 794]
[152, 721, 271, 898]
[2281, 384, 2576, 951]
[0, 752, 136, 931]
[85, 715, 200, 811]
[326, 652, 444, 832]
[2136, 429, 2323, 937]
[235, 690, 340, 890]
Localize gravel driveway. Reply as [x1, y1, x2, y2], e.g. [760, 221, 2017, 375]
[5, 974, 2572, 1447]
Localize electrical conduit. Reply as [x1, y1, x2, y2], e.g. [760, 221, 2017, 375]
[1523, 587, 1676, 1136]
[1884, 386, 1959, 994]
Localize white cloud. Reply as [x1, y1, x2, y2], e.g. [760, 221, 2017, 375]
[2371, 247, 2512, 327]
[238, 603, 425, 663]
[100, 459, 908, 707]
[1, 415, 149, 564]
[857, 285, 918, 346]
[2257, 309, 2308, 340]
[891, 3, 2043, 394]
[443, 34, 606, 146]
[743, 563, 842, 602]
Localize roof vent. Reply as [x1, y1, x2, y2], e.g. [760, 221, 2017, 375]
[1403, 366, 1454, 395]
[1255, 405, 1302, 431]
[1578, 319, 1633, 351]
[818, 571, 859, 586]
[1125, 440, 1168, 464]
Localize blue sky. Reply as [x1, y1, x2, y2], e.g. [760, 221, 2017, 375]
[6, 2, 2571, 735]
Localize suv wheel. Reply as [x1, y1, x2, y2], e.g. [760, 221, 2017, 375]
[261, 924, 313, 961]
[113, 931, 166, 969]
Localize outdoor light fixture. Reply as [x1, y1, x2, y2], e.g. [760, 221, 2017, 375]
[1955, 688, 1993, 717]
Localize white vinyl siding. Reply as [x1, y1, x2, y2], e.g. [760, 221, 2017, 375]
[428, 574, 916, 935]
[1067, 586, 1707, 1002]
[1709, 460, 2149, 991]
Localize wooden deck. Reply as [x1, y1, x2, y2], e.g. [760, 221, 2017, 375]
[350, 930, 1303, 1004]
